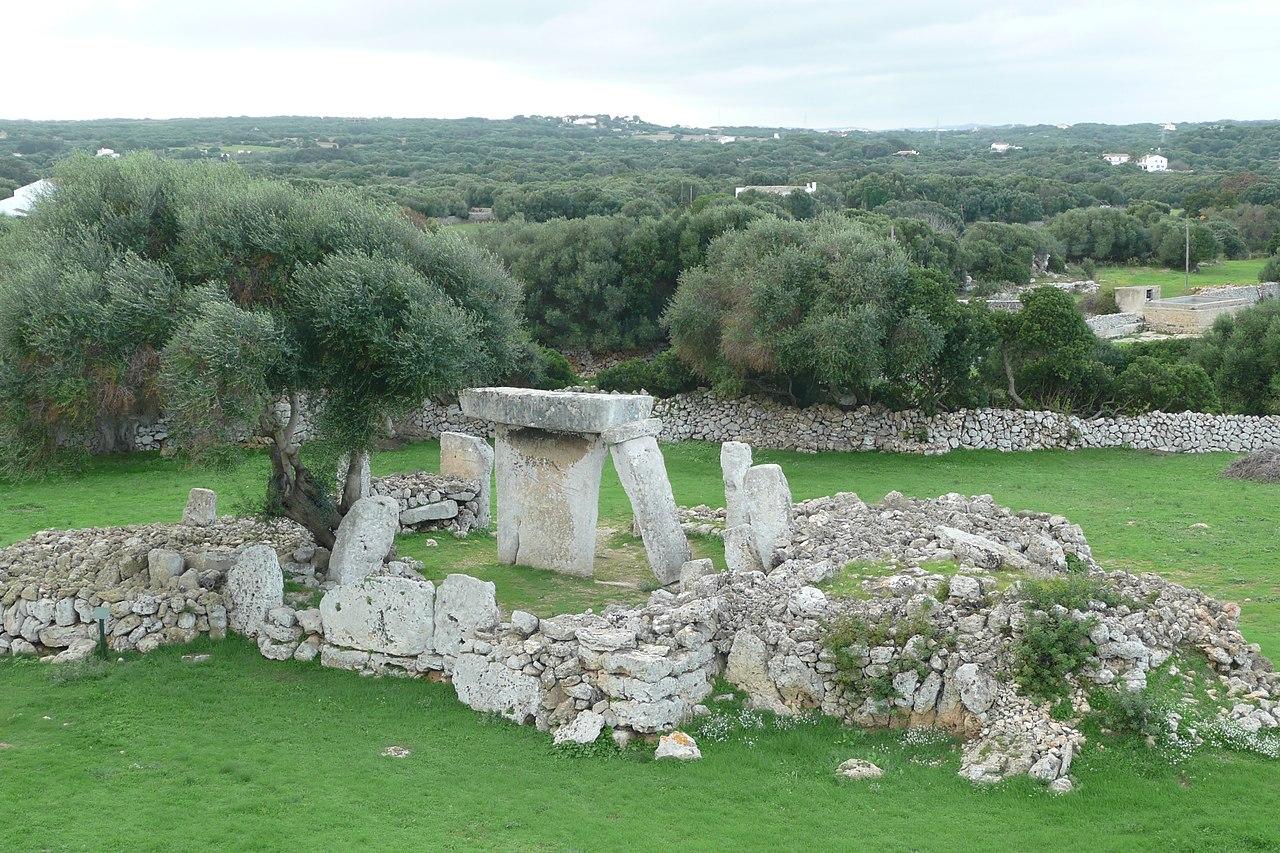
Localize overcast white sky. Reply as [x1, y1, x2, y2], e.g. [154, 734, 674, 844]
[6, 1, 1279, 128]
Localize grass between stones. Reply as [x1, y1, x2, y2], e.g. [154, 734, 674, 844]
[1095, 258, 1268, 298]
[2, 441, 1280, 849]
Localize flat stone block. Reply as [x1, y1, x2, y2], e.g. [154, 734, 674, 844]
[461, 387, 653, 434]
[495, 425, 605, 577]
[602, 417, 663, 445]
[400, 500, 458, 525]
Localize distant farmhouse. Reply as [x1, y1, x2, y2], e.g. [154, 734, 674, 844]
[734, 181, 818, 198]
[894, 149, 919, 157]
[1102, 152, 1131, 165]
[0, 179, 54, 217]
[1137, 153, 1168, 172]
[96, 147, 120, 158]
[562, 115, 598, 126]
[990, 142, 1022, 153]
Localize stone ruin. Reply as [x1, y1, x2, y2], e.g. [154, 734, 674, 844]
[1, 433, 1277, 788]
[459, 388, 689, 583]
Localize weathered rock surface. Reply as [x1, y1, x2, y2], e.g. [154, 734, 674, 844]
[320, 576, 435, 656]
[329, 496, 399, 584]
[225, 545, 283, 639]
[181, 489, 217, 526]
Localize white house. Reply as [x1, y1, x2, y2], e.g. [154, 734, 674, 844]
[0, 179, 54, 216]
[96, 147, 120, 158]
[1162, 122, 1177, 132]
[1137, 153, 1168, 172]
[1102, 152, 1131, 165]
[734, 181, 818, 198]
[990, 142, 1022, 153]
[894, 149, 919, 157]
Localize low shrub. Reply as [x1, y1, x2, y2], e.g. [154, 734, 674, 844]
[1012, 610, 1096, 700]
[1088, 687, 1163, 738]
[1018, 576, 1125, 610]
[594, 349, 698, 397]
[1259, 254, 1280, 284]
[526, 346, 579, 390]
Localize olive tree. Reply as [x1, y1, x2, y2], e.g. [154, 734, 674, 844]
[0, 154, 525, 545]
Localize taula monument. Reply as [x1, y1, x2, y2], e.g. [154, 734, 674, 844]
[460, 388, 690, 582]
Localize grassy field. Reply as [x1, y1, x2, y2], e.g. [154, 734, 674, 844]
[2, 442, 1280, 850]
[1095, 258, 1268, 298]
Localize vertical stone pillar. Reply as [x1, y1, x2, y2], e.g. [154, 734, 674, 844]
[743, 464, 793, 569]
[441, 431, 495, 528]
[494, 424, 607, 577]
[720, 441, 753, 527]
[605, 419, 690, 584]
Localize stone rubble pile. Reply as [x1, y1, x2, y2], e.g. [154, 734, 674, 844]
[0, 504, 311, 660]
[370, 472, 484, 534]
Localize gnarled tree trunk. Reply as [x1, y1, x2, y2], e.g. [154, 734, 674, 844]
[263, 392, 341, 549]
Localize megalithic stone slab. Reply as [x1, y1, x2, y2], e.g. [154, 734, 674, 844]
[720, 442, 753, 527]
[460, 387, 653, 433]
[329, 496, 400, 584]
[743, 464, 794, 569]
[494, 424, 606, 577]
[440, 431, 495, 528]
[723, 524, 763, 573]
[181, 488, 218, 526]
[609, 432, 690, 584]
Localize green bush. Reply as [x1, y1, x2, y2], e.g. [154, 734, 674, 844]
[1261, 255, 1280, 284]
[1114, 356, 1219, 414]
[1196, 299, 1280, 414]
[1088, 687, 1163, 738]
[594, 349, 697, 397]
[1019, 575, 1124, 610]
[527, 346, 579, 390]
[1012, 611, 1096, 700]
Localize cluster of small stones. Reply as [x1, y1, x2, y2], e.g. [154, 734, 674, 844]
[0, 516, 311, 659]
[369, 472, 483, 534]
[124, 390, 1280, 456]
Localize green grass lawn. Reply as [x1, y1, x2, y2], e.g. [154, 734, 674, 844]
[2, 442, 1279, 850]
[1095, 258, 1268, 298]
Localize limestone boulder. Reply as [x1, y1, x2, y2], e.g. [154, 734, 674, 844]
[725, 628, 785, 713]
[329, 496, 399, 584]
[452, 653, 540, 723]
[720, 441, 753, 527]
[743, 464, 793, 568]
[553, 711, 605, 745]
[181, 488, 218, 526]
[440, 432, 495, 528]
[225, 545, 283, 638]
[319, 576, 435, 656]
[433, 573, 499, 656]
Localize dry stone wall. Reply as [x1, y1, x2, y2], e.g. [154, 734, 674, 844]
[125, 391, 1280, 456]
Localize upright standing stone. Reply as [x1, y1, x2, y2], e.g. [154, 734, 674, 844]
[226, 545, 284, 638]
[494, 425, 606, 577]
[723, 525, 763, 573]
[329, 496, 399, 584]
[720, 442, 753, 527]
[440, 431, 495, 528]
[605, 420, 690, 584]
[181, 488, 218, 526]
[743, 464, 793, 569]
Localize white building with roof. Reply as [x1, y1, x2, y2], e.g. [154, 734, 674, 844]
[1137, 153, 1168, 172]
[96, 147, 120, 158]
[1102, 152, 1131, 165]
[734, 181, 818, 197]
[0, 179, 54, 216]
